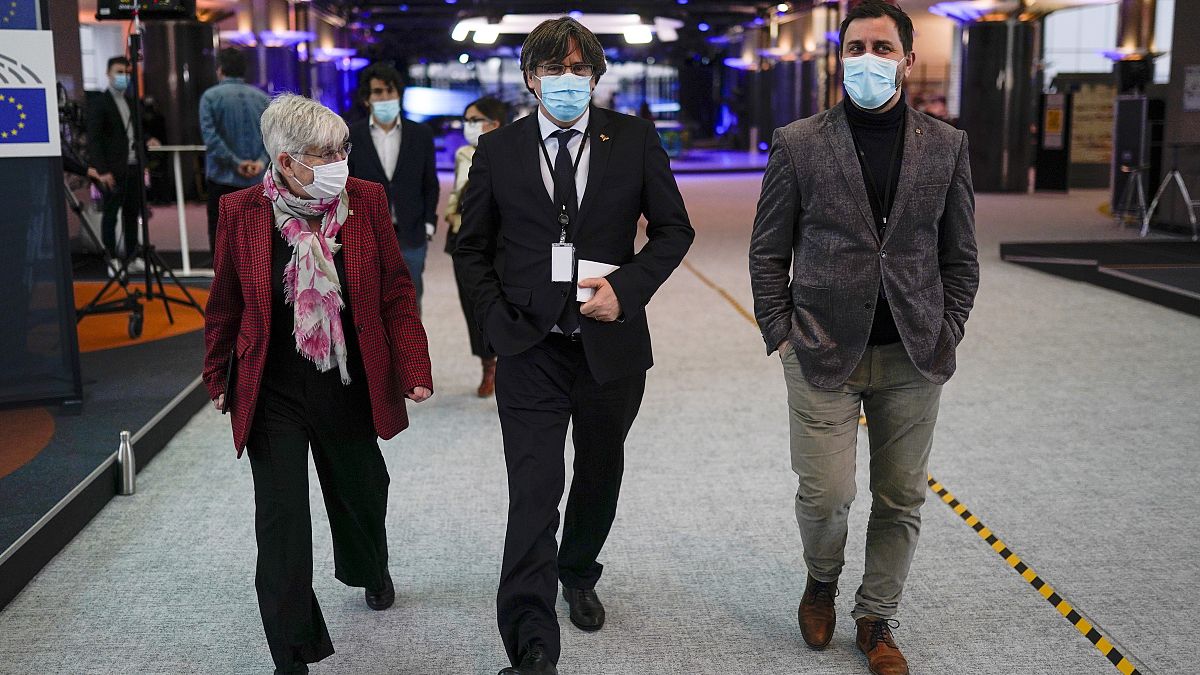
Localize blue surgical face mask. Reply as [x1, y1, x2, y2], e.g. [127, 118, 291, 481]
[842, 53, 903, 110]
[372, 99, 401, 125]
[112, 73, 130, 92]
[537, 73, 592, 123]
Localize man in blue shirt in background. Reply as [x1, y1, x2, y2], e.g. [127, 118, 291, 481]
[199, 47, 270, 259]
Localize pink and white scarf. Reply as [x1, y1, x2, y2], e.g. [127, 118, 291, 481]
[263, 168, 352, 384]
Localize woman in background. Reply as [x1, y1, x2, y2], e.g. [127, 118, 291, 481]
[444, 97, 508, 397]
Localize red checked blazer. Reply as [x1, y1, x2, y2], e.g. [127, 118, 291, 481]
[203, 177, 433, 455]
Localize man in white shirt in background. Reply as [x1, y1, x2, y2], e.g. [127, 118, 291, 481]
[347, 63, 439, 307]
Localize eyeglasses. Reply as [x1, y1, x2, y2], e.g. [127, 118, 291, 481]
[535, 63, 595, 78]
[295, 142, 353, 162]
[463, 116, 490, 124]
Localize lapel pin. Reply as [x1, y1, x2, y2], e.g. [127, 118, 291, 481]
[915, 128, 924, 135]
[600, 134, 610, 142]
[348, 209, 355, 216]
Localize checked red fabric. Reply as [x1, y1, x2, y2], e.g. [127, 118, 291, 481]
[203, 177, 433, 455]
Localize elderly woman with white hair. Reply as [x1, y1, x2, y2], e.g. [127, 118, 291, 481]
[203, 94, 433, 674]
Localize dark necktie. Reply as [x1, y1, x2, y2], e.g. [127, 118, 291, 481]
[551, 128, 581, 335]
[551, 129, 581, 227]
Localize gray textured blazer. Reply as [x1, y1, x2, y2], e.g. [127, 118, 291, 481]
[749, 102, 979, 388]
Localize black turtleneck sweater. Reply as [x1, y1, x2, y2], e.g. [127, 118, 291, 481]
[846, 93, 906, 346]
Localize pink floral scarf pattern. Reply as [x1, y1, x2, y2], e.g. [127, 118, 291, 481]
[263, 168, 352, 384]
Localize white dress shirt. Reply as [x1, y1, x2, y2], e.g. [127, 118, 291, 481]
[537, 107, 590, 208]
[369, 117, 402, 181]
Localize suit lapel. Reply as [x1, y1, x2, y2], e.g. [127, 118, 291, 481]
[881, 108, 923, 247]
[364, 121, 389, 180]
[340, 195, 364, 319]
[522, 115, 559, 219]
[250, 193, 274, 334]
[392, 119, 411, 182]
[824, 105, 879, 245]
[572, 106, 613, 240]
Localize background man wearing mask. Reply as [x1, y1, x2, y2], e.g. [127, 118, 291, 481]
[445, 96, 508, 398]
[454, 17, 694, 675]
[199, 47, 270, 260]
[347, 63, 439, 306]
[86, 56, 160, 268]
[748, 2, 978, 674]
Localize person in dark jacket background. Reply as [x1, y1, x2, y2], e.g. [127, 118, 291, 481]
[346, 63, 439, 307]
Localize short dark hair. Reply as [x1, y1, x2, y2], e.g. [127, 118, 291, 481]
[840, 0, 914, 54]
[357, 62, 405, 106]
[217, 47, 247, 78]
[520, 17, 608, 96]
[465, 96, 509, 126]
[106, 56, 130, 72]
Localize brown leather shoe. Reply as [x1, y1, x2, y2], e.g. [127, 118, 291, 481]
[478, 357, 496, 398]
[856, 617, 909, 675]
[798, 575, 838, 649]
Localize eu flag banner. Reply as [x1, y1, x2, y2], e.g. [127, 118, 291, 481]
[0, 0, 38, 30]
[0, 89, 47, 143]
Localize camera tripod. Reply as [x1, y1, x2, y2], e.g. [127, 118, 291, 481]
[77, 11, 204, 335]
[1142, 142, 1200, 241]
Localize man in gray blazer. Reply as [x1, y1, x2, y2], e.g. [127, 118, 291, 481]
[749, 2, 978, 674]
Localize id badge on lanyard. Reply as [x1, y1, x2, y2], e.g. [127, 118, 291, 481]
[552, 214, 574, 283]
[541, 128, 588, 284]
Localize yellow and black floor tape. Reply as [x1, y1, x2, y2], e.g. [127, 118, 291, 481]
[681, 260, 1149, 674]
[926, 477, 1144, 675]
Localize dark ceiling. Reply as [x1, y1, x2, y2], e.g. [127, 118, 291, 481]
[324, 0, 816, 61]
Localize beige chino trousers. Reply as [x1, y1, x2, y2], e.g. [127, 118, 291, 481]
[781, 341, 942, 620]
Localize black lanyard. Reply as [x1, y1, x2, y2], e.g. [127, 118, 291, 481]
[850, 117, 905, 228]
[538, 125, 590, 243]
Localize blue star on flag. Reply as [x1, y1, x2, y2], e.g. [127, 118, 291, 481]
[0, 89, 48, 143]
[0, 0, 38, 30]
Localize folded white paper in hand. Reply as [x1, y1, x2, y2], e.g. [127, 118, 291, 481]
[577, 260, 620, 302]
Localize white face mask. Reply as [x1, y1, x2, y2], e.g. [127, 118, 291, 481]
[288, 154, 349, 200]
[463, 121, 485, 147]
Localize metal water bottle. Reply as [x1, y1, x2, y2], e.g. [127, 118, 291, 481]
[117, 431, 136, 495]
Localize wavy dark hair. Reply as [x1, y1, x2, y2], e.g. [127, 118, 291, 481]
[520, 17, 608, 96]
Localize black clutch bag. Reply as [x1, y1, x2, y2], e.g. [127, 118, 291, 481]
[222, 345, 238, 414]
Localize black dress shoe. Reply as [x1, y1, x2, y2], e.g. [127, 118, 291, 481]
[562, 586, 605, 631]
[365, 572, 395, 611]
[497, 645, 557, 674]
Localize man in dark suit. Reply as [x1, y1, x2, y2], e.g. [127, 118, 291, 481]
[454, 17, 694, 675]
[749, 3, 978, 674]
[347, 63, 439, 305]
[86, 56, 159, 265]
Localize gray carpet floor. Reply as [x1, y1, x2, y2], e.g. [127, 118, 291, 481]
[0, 179, 1194, 675]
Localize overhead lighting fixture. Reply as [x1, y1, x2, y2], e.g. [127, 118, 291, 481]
[624, 25, 654, 44]
[459, 53, 470, 63]
[473, 27, 500, 44]
[698, 22, 710, 32]
[448, 14, 683, 45]
[777, 3, 790, 11]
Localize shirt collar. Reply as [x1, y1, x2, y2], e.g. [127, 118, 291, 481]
[538, 106, 589, 141]
[369, 117, 401, 134]
[220, 77, 245, 85]
[108, 86, 127, 101]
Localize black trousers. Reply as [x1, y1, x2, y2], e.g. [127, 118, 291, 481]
[247, 363, 389, 671]
[100, 166, 141, 257]
[495, 334, 646, 666]
[451, 259, 493, 360]
[207, 180, 243, 260]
